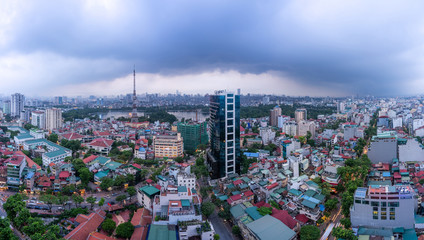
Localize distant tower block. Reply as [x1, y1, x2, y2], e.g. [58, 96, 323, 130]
[131, 67, 138, 123]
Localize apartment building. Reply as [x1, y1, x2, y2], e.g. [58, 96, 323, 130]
[153, 133, 184, 159]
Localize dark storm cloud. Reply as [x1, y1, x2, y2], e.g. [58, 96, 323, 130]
[2, 0, 424, 95]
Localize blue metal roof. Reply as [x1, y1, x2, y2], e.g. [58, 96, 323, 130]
[354, 187, 367, 198]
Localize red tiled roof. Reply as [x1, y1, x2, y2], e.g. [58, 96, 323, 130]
[75, 214, 90, 224]
[295, 214, 309, 223]
[266, 182, 279, 190]
[59, 171, 71, 178]
[83, 155, 98, 164]
[87, 138, 114, 148]
[62, 132, 85, 140]
[87, 232, 116, 240]
[271, 209, 298, 229]
[243, 190, 254, 197]
[65, 209, 106, 240]
[233, 179, 243, 185]
[132, 163, 141, 170]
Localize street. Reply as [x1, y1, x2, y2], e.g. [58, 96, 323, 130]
[209, 211, 235, 240]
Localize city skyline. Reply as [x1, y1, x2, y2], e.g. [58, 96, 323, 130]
[1, 1, 424, 97]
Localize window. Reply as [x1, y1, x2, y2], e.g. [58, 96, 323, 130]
[362, 200, 369, 205]
[373, 207, 378, 211]
[381, 202, 387, 207]
[373, 216, 378, 219]
[390, 216, 395, 220]
[381, 212, 386, 216]
[381, 216, 387, 220]
[381, 208, 387, 212]
[390, 208, 395, 212]
[389, 202, 399, 207]
[227, 119, 233, 125]
[227, 112, 233, 118]
[371, 202, 379, 207]
[227, 98, 233, 103]
[390, 212, 395, 216]
[355, 200, 361, 204]
[228, 104, 234, 111]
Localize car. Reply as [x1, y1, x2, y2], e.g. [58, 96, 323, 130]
[58, 207, 63, 210]
[106, 195, 110, 198]
[112, 193, 117, 196]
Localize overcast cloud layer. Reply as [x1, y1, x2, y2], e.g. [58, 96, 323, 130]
[0, 0, 424, 97]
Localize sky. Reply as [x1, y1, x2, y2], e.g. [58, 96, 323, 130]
[0, 0, 424, 97]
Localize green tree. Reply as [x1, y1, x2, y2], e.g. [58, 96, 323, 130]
[57, 194, 69, 209]
[102, 218, 116, 235]
[232, 225, 241, 236]
[47, 133, 59, 143]
[78, 167, 93, 185]
[332, 227, 357, 240]
[300, 225, 321, 240]
[201, 202, 215, 218]
[100, 177, 114, 191]
[213, 234, 220, 240]
[98, 197, 105, 208]
[116, 194, 127, 205]
[15, 208, 31, 230]
[340, 218, 352, 229]
[127, 186, 136, 201]
[116, 222, 135, 239]
[72, 194, 84, 208]
[22, 217, 46, 237]
[257, 207, 272, 216]
[174, 156, 184, 163]
[114, 175, 127, 186]
[62, 184, 77, 195]
[33, 157, 43, 166]
[3, 193, 26, 223]
[86, 196, 97, 210]
[325, 198, 339, 211]
[72, 158, 86, 173]
[0, 218, 18, 240]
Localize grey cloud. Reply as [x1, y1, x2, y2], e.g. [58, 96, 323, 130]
[2, 0, 424, 95]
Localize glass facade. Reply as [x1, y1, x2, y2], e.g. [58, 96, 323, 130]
[207, 91, 240, 179]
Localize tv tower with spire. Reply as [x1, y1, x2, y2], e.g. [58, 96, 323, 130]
[131, 67, 138, 123]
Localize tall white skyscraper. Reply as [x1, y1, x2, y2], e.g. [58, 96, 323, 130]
[45, 108, 62, 131]
[11, 93, 25, 117]
[31, 111, 46, 129]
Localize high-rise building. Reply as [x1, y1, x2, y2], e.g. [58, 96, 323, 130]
[207, 90, 240, 179]
[270, 105, 282, 127]
[177, 121, 208, 152]
[11, 93, 25, 117]
[2, 100, 11, 115]
[294, 108, 307, 123]
[45, 108, 62, 131]
[31, 111, 46, 129]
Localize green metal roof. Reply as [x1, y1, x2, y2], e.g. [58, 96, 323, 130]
[181, 199, 190, 207]
[246, 215, 296, 240]
[140, 185, 160, 198]
[178, 186, 187, 192]
[288, 188, 302, 196]
[245, 207, 263, 221]
[96, 156, 110, 165]
[147, 224, 177, 240]
[301, 199, 317, 209]
[104, 161, 122, 171]
[230, 204, 245, 219]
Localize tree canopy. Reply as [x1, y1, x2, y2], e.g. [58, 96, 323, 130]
[300, 225, 321, 240]
[116, 222, 135, 239]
